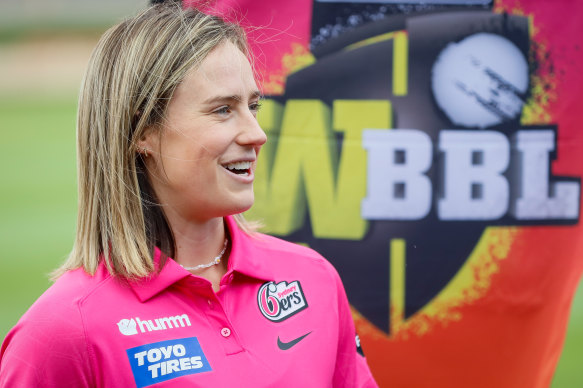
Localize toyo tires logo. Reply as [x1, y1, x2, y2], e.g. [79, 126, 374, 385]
[248, 9, 581, 336]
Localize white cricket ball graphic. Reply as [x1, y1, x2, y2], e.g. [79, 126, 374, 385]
[431, 32, 529, 128]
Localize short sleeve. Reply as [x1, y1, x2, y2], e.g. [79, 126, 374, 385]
[0, 299, 94, 387]
[328, 261, 379, 388]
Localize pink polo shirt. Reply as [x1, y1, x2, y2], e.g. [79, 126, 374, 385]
[0, 216, 378, 387]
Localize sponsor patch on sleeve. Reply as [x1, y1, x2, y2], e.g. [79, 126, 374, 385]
[355, 334, 365, 356]
[126, 337, 211, 387]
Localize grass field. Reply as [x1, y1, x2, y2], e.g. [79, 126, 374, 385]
[1, 96, 582, 386]
[0, 97, 77, 337]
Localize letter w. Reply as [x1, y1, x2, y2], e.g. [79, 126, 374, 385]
[249, 99, 391, 239]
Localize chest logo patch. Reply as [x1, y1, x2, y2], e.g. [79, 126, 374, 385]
[126, 337, 211, 387]
[258, 280, 308, 322]
[117, 314, 192, 336]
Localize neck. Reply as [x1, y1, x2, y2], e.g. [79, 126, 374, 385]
[169, 215, 227, 269]
[161, 208, 231, 292]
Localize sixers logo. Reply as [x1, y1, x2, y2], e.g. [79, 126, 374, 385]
[258, 280, 308, 322]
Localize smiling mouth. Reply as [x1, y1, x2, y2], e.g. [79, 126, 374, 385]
[223, 161, 252, 176]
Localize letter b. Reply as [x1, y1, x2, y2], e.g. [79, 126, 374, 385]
[362, 129, 432, 220]
[438, 130, 509, 220]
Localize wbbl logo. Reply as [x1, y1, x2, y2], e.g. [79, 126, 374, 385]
[249, 7, 581, 335]
[258, 280, 308, 322]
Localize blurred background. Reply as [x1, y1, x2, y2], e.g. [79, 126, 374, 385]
[0, 0, 581, 386]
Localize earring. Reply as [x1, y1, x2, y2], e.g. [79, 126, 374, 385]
[139, 146, 149, 157]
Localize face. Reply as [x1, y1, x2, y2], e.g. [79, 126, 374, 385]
[139, 41, 267, 225]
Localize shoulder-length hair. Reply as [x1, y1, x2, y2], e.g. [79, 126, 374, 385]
[54, 3, 255, 280]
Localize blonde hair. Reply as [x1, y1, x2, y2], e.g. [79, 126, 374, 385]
[54, 3, 254, 280]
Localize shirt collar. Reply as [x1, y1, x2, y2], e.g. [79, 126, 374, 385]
[224, 215, 274, 282]
[129, 216, 273, 302]
[128, 248, 190, 302]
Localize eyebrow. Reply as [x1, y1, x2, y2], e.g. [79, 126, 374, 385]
[202, 90, 262, 105]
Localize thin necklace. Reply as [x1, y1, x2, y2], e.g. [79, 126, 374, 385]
[180, 238, 228, 271]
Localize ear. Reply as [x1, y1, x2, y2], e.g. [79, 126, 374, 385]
[136, 126, 159, 158]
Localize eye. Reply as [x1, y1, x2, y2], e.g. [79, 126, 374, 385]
[213, 105, 231, 115]
[249, 101, 262, 116]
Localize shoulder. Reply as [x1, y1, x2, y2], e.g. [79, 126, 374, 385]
[229, 215, 339, 280]
[254, 233, 323, 260]
[256, 232, 334, 264]
[2, 267, 111, 346]
[0, 268, 111, 385]
[21, 266, 113, 324]
[245, 232, 342, 286]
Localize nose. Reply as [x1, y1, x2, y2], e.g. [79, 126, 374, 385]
[237, 112, 267, 148]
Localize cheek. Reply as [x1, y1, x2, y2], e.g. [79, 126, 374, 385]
[163, 136, 210, 163]
[157, 131, 233, 181]
[202, 132, 233, 153]
[167, 144, 220, 183]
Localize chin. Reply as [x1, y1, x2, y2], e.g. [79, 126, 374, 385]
[235, 200, 254, 214]
[224, 196, 254, 216]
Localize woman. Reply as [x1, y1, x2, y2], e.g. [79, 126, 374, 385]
[0, 3, 378, 387]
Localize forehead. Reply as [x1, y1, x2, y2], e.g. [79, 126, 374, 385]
[176, 41, 258, 101]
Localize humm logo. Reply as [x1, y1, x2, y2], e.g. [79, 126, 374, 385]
[117, 314, 192, 336]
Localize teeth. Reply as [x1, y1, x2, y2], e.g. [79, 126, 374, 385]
[225, 161, 251, 171]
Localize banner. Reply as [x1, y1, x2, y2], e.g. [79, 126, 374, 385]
[186, 1, 583, 386]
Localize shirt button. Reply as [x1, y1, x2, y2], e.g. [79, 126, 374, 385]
[228, 274, 234, 283]
[221, 327, 231, 338]
[207, 300, 214, 309]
